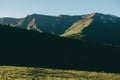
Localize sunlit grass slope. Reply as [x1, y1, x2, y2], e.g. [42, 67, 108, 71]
[61, 13, 95, 37]
[0, 66, 120, 80]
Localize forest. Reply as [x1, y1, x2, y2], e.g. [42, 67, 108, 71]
[0, 24, 120, 73]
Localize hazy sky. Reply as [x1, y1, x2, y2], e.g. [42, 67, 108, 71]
[0, 0, 120, 18]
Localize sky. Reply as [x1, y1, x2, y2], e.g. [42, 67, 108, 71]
[0, 0, 120, 18]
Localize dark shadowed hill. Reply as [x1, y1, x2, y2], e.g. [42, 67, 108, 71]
[0, 24, 120, 73]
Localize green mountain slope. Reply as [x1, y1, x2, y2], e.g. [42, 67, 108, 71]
[1, 13, 120, 45]
[14, 14, 82, 35]
[61, 13, 94, 38]
[61, 13, 120, 45]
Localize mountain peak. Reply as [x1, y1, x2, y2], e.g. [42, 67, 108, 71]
[82, 12, 118, 19]
[82, 12, 109, 19]
[82, 13, 96, 19]
[27, 14, 47, 18]
[92, 12, 119, 18]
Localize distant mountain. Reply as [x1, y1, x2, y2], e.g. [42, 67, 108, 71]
[20, 14, 81, 35]
[0, 17, 20, 25]
[61, 13, 120, 45]
[8, 14, 82, 35]
[0, 13, 120, 45]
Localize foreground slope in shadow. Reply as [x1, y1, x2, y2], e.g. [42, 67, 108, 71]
[0, 24, 120, 73]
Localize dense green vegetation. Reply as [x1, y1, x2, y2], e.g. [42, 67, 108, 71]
[0, 24, 120, 73]
[0, 66, 120, 80]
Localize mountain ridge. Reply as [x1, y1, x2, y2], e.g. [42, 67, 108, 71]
[0, 13, 120, 45]
[61, 13, 120, 45]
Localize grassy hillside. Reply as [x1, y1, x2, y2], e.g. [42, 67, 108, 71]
[0, 66, 120, 80]
[61, 13, 120, 45]
[0, 24, 120, 73]
[61, 17, 93, 38]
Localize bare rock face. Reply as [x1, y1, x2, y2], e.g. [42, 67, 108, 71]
[27, 18, 42, 32]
